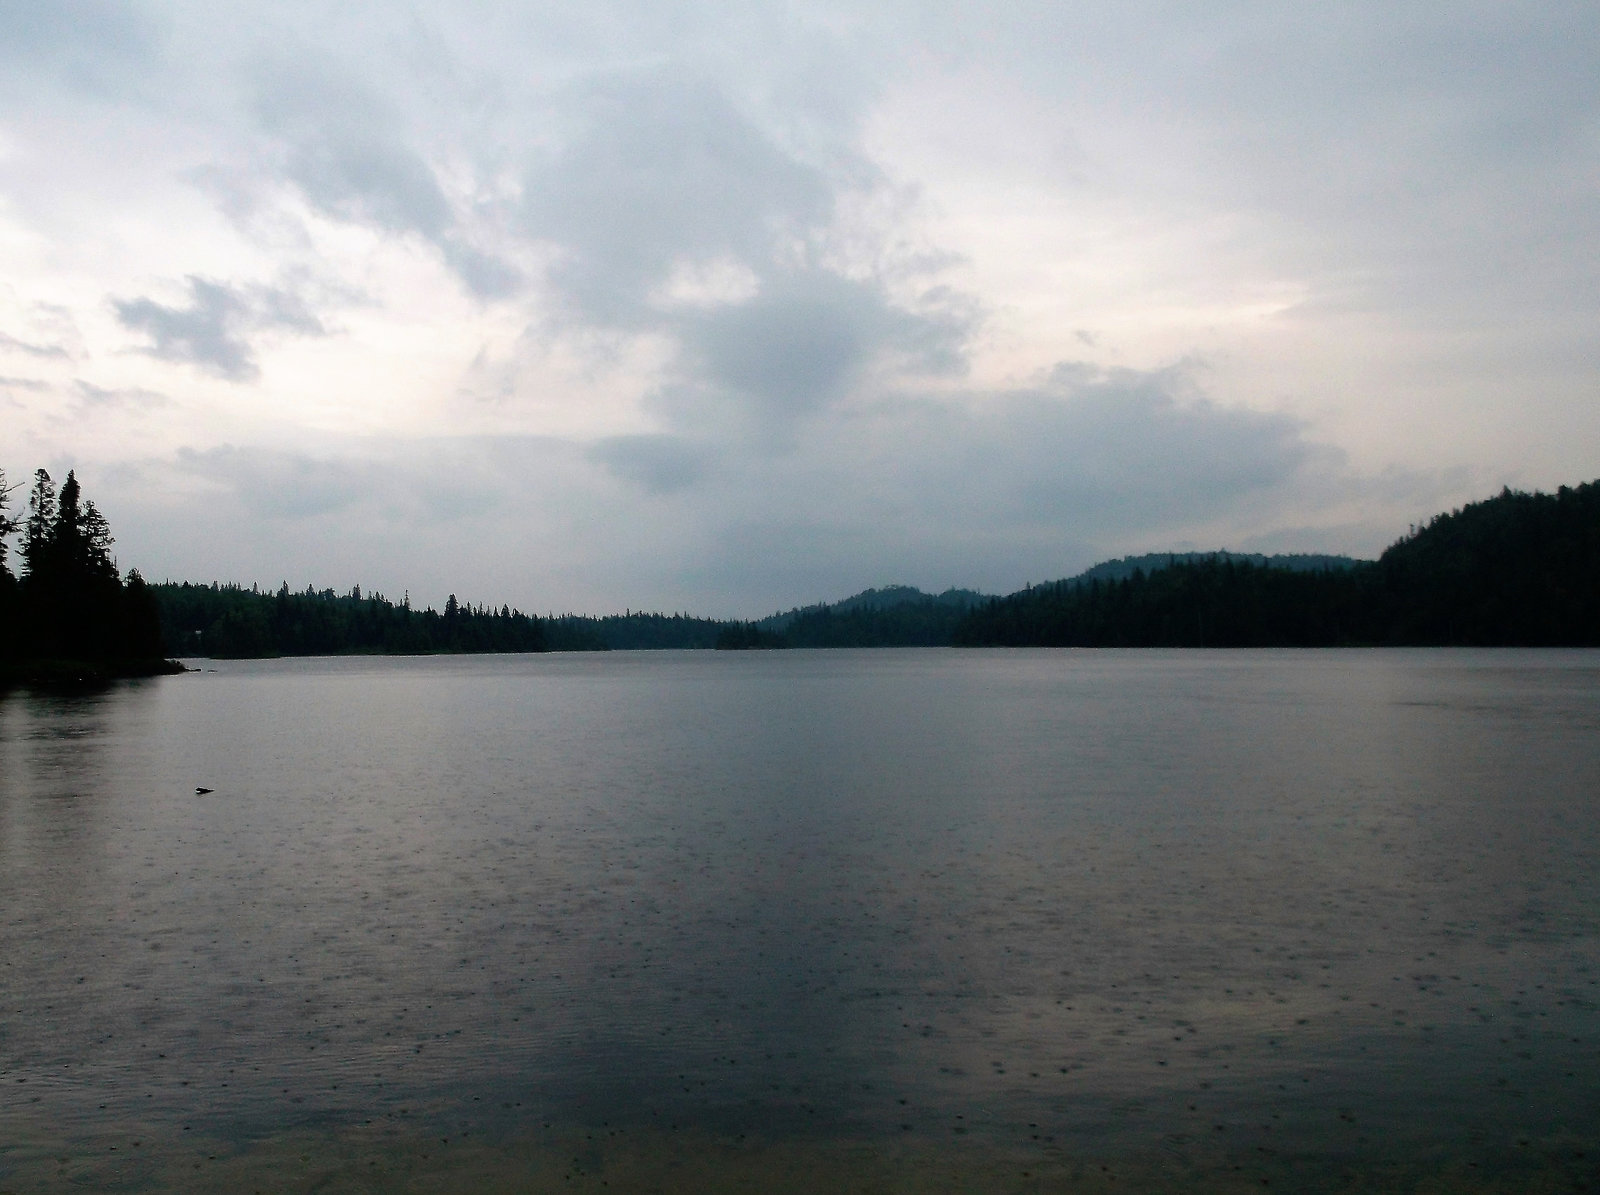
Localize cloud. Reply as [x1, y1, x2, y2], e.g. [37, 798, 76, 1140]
[0, 0, 156, 93]
[171, 438, 545, 528]
[961, 362, 1326, 530]
[252, 55, 520, 298]
[558, 359, 1428, 611]
[102, 365, 1450, 619]
[520, 66, 975, 436]
[113, 276, 325, 382]
[0, 330, 72, 360]
[587, 434, 713, 493]
[674, 270, 971, 425]
[524, 70, 836, 328]
[7, 3, 1594, 616]
[74, 380, 168, 409]
[175, 444, 367, 520]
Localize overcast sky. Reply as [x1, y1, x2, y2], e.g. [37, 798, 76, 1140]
[3, 2, 1596, 616]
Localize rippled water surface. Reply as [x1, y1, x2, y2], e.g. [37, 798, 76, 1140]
[3, 648, 1599, 1191]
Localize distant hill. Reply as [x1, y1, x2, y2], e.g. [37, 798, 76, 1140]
[1374, 481, 1600, 643]
[751, 585, 991, 648]
[757, 584, 989, 631]
[146, 480, 1599, 657]
[953, 481, 1600, 647]
[1069, 551, 1362, 585]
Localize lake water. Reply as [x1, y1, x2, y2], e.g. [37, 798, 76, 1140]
[3, 648, 1599, 1192]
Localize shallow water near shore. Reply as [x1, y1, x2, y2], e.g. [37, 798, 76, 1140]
[3, 648, 1599, 1191]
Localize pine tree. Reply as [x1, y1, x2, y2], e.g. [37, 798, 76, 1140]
[82, 500, 118, 582]
[22, 468, 55, 579]
[0, 466, 20, 580]
[4, 467, 175, 671]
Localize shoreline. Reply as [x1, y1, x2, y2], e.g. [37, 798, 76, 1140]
[0, 657, 188, 688]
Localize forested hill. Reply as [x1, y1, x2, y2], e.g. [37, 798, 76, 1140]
[1373, 480, 1600, 643]
[151, 479, 1599, 656]
[757, 585, 989, 630]
[1071, 551, 1360, 585]
[749, 585, 990, 647]
[952, 480, 1600, 647]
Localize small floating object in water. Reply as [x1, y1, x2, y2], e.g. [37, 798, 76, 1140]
[196, 787, 213, 795]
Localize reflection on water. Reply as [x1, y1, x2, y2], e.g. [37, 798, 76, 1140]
[2, 649, 1599, 1191]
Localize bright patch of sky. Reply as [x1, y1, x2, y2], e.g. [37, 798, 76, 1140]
[2, 1, 1596, 615]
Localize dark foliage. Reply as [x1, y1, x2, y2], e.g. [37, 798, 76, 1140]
[953, 480, 1600, 647]
[546, 611, 732, 650]
[1070, 551, 1360, 585]
[12, 471, 1593, 665]
[153, 582, 547, 658]
[1370, 482, 1600, 644]
[713, 622, 787, 650]
[0, 467, 169, 677]
[950, 559, 1371, 647]
[755, 584, 987, 632]
[776, 599, 971, 647]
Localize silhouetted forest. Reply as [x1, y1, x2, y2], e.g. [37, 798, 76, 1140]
[0, 467, 171, 681]
[713, 622, 787, 650]
[9, 472, 1594, 668]
[155, 582, 547, 657]
[1069, 551, 1360, 585]
[751, 584, 988, 647]
[953, 481, 1600, 647]
[950, 558, 1371, 647]
[546, 611, 729, 650]
[770, 598, 972, 647]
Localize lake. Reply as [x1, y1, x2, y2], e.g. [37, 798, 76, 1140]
[3, 648, 1599, 1191]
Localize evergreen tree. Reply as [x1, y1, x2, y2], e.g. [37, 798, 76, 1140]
[82, 500, 118, 582]
[0, 466, 19, 579]
[0, 469, 18, 663]
[52, 470, 85, 573]
[2, 466, 176, 677]
[22, 468, 55, 579]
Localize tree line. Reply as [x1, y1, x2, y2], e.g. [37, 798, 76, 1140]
[951, 481, 1600, 647]
[152, 593, 765, 656]
[155, 582, 548, 657]
[6, 467, 1595, 671]
[0, 467, 169, 680]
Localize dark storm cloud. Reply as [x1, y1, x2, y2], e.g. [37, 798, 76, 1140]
[113, 276, 325, 382]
